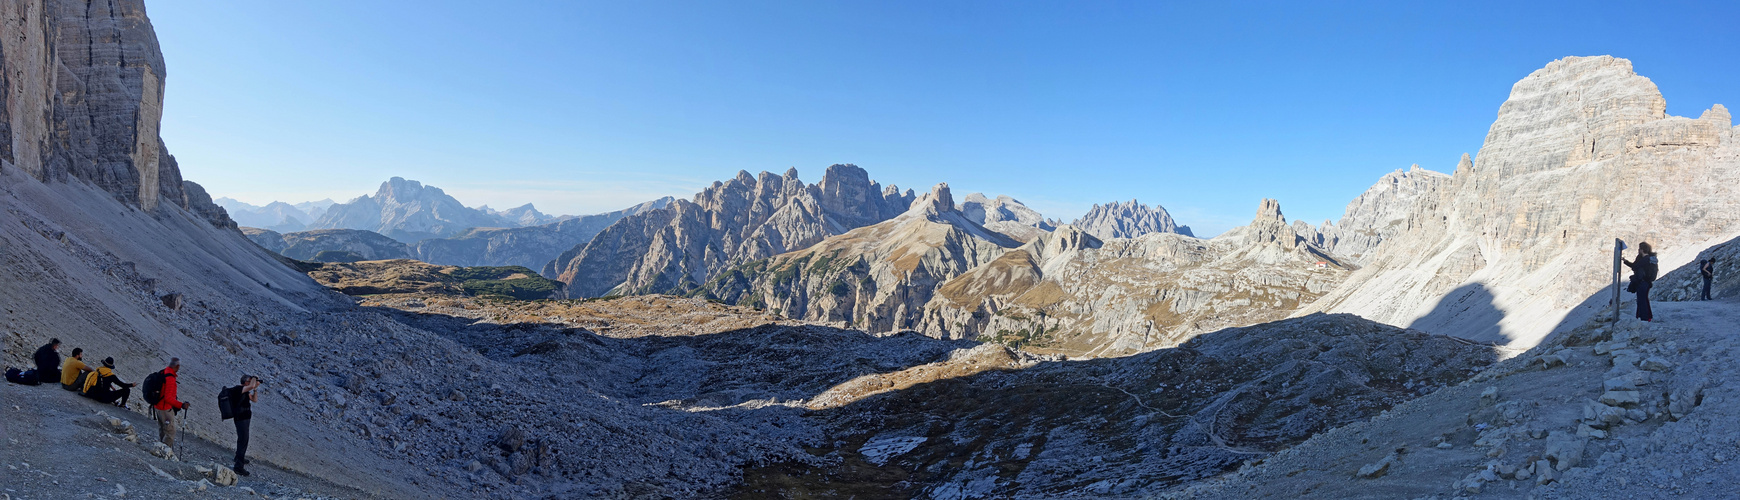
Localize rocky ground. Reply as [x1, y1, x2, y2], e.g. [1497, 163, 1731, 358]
[0, 381, 363, 500]
[1173, 296, 1740, 499]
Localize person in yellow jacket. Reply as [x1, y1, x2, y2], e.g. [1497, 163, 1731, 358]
[80, 357, 134, 407]
[60, 348, 93, 391]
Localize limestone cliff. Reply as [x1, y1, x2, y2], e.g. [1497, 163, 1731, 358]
[699, 183, 1020, 332]
[0, 0, 231, 229]
[549, 164, 916, 297]
[1301, 56, 1740, 348]
[1071, 199, 1192, 239]
[1308, 164, 1452, 264]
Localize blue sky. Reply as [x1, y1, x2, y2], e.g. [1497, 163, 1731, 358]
[153, 1, 1739, 236]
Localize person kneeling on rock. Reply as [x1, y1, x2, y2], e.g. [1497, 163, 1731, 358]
[81, 357, 135, 407]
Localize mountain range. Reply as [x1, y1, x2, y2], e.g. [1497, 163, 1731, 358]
[4, 3, 1739, 497]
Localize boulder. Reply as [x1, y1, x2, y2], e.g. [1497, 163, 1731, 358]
[1543, 432, 1586, 471]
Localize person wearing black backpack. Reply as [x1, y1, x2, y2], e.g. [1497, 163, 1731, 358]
[1623, 242, 1661, 322]
[222, 375, 261, 476]
[81, 357, 135, 407]
[146, 358, 190, 449]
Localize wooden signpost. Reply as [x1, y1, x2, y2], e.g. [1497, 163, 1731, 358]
[1613, 238, 1627, 324]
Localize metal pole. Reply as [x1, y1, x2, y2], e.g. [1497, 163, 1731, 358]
[1613, 239, 1626, 325]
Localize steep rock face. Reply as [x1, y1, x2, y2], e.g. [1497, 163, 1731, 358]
[550, 164, 916, 297]
[960, 192, 1057, 242]
[310, 177, 520, 243]
[415, 196, 672, 271]
[1308, 164, 1452, 264]
[1072, 199, 1192, 239]
[700, 183, 1021, 333]
[1302, 56, 1740, 348]
[919, 200, 1349, 357]
[0, 0, 230, 228]
[242, 227, 289, 253]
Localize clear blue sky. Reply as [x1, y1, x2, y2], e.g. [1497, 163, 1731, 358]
[152, 1, 1739, 236]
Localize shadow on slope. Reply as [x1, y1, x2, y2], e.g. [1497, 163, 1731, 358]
[369, 305, 979, 407]
[1406, 282, 1510, 343]
[733, 313, 1501, 499]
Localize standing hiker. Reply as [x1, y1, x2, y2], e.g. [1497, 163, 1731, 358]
[31, 339, 61, 385]
[1702, 258, 1717, 301]
[147, 358, 190, 449]
[82, 357, 135, 407]
[60, 347, 93, 391]
[225, 375, 261, 476]
[1623, 242, 1660, 322]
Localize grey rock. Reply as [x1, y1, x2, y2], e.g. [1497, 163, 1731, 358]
[1071, 199, 1191, 239]
[416, 197, 672, 271]
[310, 177, 530, 243]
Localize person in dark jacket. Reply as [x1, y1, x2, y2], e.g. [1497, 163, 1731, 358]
[31, 339, 61, 385]
[1702, 258, 1717, 301]
[82, 357, 135, 407]
[228, 375, 261, 476]
[1623, 242, 1660, 321]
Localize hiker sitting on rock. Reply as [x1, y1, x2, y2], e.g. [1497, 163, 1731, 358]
[31, 338, 61, 385]
[1623, 241, 1660, 322]
[60, 347, 93, 391]
[147, 358, 190, 449]
[81, 357, 136, 407]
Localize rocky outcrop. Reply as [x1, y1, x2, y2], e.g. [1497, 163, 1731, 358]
[1307, 164, 1452, 264]
[1652, 232, 1739, 301]
[1072, 199, 1192, 239]
[549, 164, 916, 297]
[1301, 56, 1740, 348]
[309, 177, 531, 243]
[244, 228, 413, 262]
[919, 199, 1349, 357]
[479, 203, 563, 227]
[699, 183, 1020, 332]
[960, 192, 1057, 242]
[414, 196, 672, 271]
[0, 0, 231, 229]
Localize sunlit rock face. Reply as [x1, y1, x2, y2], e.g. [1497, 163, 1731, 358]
[1302, 56, 1740, 348]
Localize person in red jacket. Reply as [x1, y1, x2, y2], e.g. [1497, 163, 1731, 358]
[152, 358, 190, 449]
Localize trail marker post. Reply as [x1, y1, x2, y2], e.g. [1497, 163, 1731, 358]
[1613, 239, 1627, 325]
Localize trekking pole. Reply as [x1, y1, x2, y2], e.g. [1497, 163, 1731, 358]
[1612, 239, 1626, 325]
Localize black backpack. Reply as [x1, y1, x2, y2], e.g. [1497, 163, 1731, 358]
[143, 371, 168, 406]
[218, 386, 238, 420]
[5, 368, 41, 386]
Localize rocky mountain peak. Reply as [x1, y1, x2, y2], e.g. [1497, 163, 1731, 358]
[912, 183, 956, 214]
[1248, 198, 1298, 249]
[1702, 103, 1733, 126]
[1481, 55, 1666, 178]
[1071, 199, 1190, 239]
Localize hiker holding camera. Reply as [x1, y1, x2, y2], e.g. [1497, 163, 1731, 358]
[1623, 242, 1660, 322]
[222, 375, 262, 476]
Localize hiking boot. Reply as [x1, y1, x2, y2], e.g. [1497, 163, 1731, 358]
[235, 466, 250, 477]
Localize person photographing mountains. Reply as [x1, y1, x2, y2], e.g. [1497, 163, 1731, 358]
[222, 375, 262, 476]
[1623, 242, 1660, 322]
